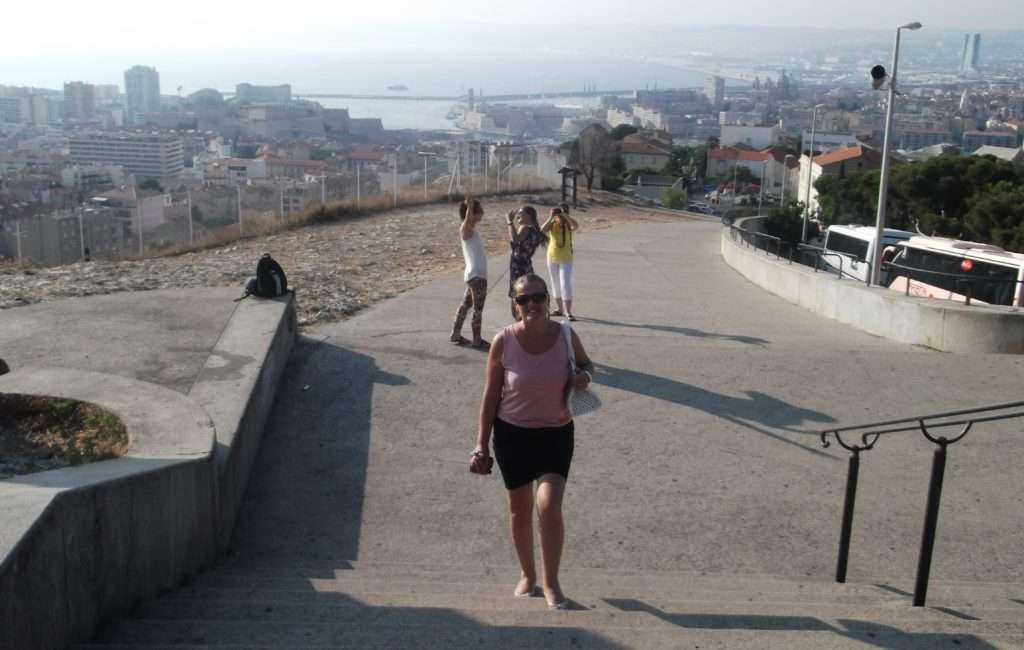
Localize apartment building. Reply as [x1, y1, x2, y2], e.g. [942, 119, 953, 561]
[63, 82, 96, 121]
[69, 132, 184, 181]
[124, 66, 160, 124]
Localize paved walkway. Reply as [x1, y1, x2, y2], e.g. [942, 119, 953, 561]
[228, 219, 1024, 583]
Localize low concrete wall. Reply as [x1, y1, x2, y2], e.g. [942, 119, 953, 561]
[0, 369, 217, 650]
[189, 294, 297, 549]
[721, 224, 1024, 354]
[0, 293, 295, 650]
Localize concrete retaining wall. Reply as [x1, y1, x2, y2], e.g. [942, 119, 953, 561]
[0, 294, 295, 650]
[721, 224, 1024, 353]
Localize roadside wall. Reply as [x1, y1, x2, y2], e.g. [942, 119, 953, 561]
[721, 222, 1024, 354]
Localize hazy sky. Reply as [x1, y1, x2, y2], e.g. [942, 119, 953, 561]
[2, 0, 1022, 54]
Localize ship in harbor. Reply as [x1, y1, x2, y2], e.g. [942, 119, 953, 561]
[386, 84, 409, 91]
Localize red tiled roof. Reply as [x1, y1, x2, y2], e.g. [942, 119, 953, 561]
[707, 147, 770, 162]
[812, 145, 881, 167]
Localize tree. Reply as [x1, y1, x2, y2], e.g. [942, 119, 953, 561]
[727, 165, 756, 185]
[570, 124, 617, 193]
[663, 146, 696, 177]
[609, 124, 639, 141]
[762, 200, 805, 244]
[660, 187, 688, 209]
[235, 144, 260, 159]
[138, 178, 163, 192]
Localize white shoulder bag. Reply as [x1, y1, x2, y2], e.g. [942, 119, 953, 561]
[562, 322, 601, 417]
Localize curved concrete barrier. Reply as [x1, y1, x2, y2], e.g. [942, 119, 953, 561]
[721, 222, 1024, 354]
[0, 293, 296, 650]
[0, 369, 217, 650]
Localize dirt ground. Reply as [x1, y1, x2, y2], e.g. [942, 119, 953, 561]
[0, 191, 689, 327]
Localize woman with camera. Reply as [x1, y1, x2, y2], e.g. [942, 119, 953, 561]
[504, 205, 547, 318]
[541, 204, 580, 321]
[470, 273, 593, 610]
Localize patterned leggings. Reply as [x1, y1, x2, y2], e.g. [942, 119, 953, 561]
[453, 276, 487, 341]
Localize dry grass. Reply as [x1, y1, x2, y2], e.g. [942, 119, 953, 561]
[153, 182, 556, 260]
[0, 394, 129, 476]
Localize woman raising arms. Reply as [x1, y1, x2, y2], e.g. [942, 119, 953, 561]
[541, 204, 580, 321]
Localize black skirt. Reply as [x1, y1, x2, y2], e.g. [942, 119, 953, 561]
[492, 417, 574, 490]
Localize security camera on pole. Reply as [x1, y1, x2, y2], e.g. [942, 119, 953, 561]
[870, 21, 922, 286]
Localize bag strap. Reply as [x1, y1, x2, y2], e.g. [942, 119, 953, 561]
[561, 322, 576, 371]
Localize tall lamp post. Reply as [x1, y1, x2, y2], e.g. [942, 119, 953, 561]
[802, 103, 826, 241]
[871, 21, 922, 286]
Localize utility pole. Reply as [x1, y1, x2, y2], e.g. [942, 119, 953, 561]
[356, 164, 361, 209]
[237, 184, 243, 235]
[186, 189, 194, 244]
[77, 207, 85, 261]
[132, 183, 142, 256]
[392, 155, 398, 207]
[15, 219, 22, 264]
[320, 175, 326, 204]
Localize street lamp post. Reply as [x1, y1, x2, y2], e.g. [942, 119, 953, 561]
[802, 103, 825, 241]
[871, 21, 922, 286]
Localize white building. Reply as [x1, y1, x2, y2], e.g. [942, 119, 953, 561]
[70, 133, 184, 182]
[720, 124, 780, 150]
[800, 131, 862, 154]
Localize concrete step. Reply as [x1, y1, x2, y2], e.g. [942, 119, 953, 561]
[85, 618, 1024, 649]
[182, 572, 1024, 606]
[135, 595, 1024, 625]
[213, 560, 1024, 595]
[159, 583, 1024, 614]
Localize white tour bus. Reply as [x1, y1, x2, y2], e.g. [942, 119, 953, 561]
[820, 224, 913, 284]
[886, 236, 1024, 307]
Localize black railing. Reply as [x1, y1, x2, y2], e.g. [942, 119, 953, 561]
[797, 243, 874, 283]
[820, 401, 1024, 606]
[727, 222, 785, 259]
[886, 261, 1024, 307]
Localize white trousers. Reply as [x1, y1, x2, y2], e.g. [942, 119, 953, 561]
[547, 260, 574, 301]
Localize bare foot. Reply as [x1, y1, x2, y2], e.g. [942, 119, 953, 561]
[513, 576, 537, 598]
[543, 584, 568, 609]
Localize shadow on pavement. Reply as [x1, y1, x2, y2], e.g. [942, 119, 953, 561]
[226, 335, 409, 565]
[605, 599, 997, 650]
[596, 363, 837, 459]
[582, 317, 770, 346]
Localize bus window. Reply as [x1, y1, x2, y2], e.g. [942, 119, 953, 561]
[825, 232, 870, 262]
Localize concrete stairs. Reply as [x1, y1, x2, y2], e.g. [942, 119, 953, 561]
[78, 562, 1024, 649]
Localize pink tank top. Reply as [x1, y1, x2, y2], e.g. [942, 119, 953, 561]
[496, 325, 572, 428]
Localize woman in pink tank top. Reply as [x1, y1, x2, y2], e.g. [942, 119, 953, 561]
[470, 273, 594, 610]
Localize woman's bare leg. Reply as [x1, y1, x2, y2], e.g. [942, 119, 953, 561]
[536, 474, 567, 606]
[507, 483, 537, 596]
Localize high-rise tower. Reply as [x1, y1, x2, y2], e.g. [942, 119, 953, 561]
[124, 65, 160, 124]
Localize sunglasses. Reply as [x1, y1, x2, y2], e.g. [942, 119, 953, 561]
[513, 291, 548, 306]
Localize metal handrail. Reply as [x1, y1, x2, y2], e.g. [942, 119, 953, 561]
[886, 261, 1024, 307]
[795, 243, 872, 282]
[728, 222, 784, 259]
[820, 401, 1024, 607]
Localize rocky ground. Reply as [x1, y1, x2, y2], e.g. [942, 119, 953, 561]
[0, 192, 685, 328]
